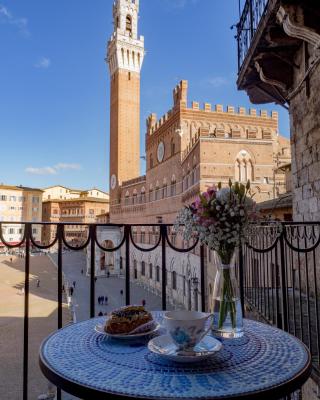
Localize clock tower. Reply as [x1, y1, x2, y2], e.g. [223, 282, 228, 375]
[107, 0, 145, 205]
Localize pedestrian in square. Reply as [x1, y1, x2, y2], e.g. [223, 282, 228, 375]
[73, 281, 76, 288]
[36, 279, 40, 288]
[120, 289, 123, 296]
[142, 299, 146, 307]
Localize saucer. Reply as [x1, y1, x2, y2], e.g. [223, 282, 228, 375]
[148, 334, 222, 363]
[94, 322, 160, 339]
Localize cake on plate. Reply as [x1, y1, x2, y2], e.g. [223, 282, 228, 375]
[104, 305, 153, 335]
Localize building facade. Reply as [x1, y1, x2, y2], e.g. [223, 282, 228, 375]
[0, 184, 43, 247]
[102, 0, 291, 310]
[236, 0, 320, 221]
[42, 187, 109, 246]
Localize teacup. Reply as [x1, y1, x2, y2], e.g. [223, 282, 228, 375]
[164, 311, 213, 351]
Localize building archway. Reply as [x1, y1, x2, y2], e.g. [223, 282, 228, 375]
[100, 240, 115, 273]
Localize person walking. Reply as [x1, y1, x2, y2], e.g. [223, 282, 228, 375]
[69, 287, 74, 296]
[142, 299, 146, 307]
[73, 281, 76, 288]
[81, 269, 84, 275]
[120, 289, 123, 296]
[36, 279, 40, 288]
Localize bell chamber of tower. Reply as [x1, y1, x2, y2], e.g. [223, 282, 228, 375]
[107, 0, 145, 205]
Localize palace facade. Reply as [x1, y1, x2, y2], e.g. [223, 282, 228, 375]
[93, 0, 291, 310]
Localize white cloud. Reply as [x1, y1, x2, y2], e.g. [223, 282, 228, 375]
[25, 167, 57, 175]
[0, 4, 29, 36]
[207, 76, 230, 88]
[26, 163, 82, 175]
[35, 57, 51, 69]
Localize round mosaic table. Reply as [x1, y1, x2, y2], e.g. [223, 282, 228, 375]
[39, 314, 311, 400]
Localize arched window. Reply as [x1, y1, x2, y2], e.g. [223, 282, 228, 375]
[150, 154, 154, 169]
[149, 263, 153, 279]
[156, 266, 160, 282]
[171, 175, 176, 196]
[235, 150, 254, 182]
[171, 138, 175, 156]
[155, 181, 160, 200]
[149, 184, 154, 202]
[172, 271, 177, 290]
[162, 179, 167, 198]
[141, 187, 146, 203]
[141, 261, 145, 276]
[132, 190, 137, 204]
[125, 191, 130, 206]
[126, 15, 132, 34]
[133, 259, 137, 279]
[116, 16, 120, 29]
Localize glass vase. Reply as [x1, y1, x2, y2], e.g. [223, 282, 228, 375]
[210, 249, 244, 339]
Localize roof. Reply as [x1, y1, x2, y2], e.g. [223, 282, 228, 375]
[0, 184, 43, 192]
[43, 185, 83, 192]
[257, 193, 292, 211]
[43, 197, 109, 204]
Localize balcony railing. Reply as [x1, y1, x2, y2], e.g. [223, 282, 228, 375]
[237, 0, 269, 71]
[1, 221, 320, 399]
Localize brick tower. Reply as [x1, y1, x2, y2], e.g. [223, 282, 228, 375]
[107, 0, 145, 205]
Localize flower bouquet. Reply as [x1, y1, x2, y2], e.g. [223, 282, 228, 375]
[175, 180, 257, 338]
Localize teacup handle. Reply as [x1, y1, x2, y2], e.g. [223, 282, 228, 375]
[198, 313, 214, 342]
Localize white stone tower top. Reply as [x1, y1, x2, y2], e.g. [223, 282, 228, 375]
[107, 0, 145, 75]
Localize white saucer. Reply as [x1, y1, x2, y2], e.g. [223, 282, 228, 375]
[148, 334, 222, 363]
[94, 322, 160, 339]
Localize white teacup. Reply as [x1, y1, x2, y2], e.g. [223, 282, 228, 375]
[164, 311, 213, 351]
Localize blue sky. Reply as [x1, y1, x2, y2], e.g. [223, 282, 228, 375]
[0, 0, 289, 192]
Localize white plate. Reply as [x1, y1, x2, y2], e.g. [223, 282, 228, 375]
[148, 334, 222, 363]
[94, 322, 161, 339]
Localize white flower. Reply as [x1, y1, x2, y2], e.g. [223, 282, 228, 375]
[216, 188, 232, 203]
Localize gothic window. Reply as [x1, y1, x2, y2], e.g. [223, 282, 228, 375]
[116, 16, 120, 29]
[132, 190, 137, 204]
[156, 266, 160, 282]
[125, 191, 130, 206]
[171, 175, 176, 196]
[149, 263, 153, 279]
[150, 154, 154, 169]
[149, 185, 154, 202]
[141, 187, 146, 203]
[155, 181, 160, 200]
[162, 179, 167, 198]
[141, 261, 145, 276]
[172, 271, 177, 290]
[134, 260, 137, 279]
[235, 150, 254, 182]
[126, 15, 132, 34]
[171, 138, 175, 156]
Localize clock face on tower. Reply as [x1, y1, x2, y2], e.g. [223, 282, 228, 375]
[157, 141, 165, 163]
[110, 174, 117, 190]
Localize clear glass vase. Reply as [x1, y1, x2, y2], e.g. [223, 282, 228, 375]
[210, 249, 244, 339]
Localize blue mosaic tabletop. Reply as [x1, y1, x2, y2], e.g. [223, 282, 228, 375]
[40, 313, 310, 399]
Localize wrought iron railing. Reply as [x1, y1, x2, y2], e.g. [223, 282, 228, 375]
[0, 222, 207, 400]
[243, 222, 320, 382]
[237, 0, 269, 71]
[1, 221, 320, 399]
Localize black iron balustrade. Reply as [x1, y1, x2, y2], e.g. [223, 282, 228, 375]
[237, 0, 269, 71]
[243, 222, 320, 383]
[0, 221, 207, 400]
[1, 220, 320, 399]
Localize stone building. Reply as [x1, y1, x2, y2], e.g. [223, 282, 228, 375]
[0, 184, 43, 247]
[42, 187, 109, 246]
[236, 0, 320, 221]
[97, 0, 291, 309]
